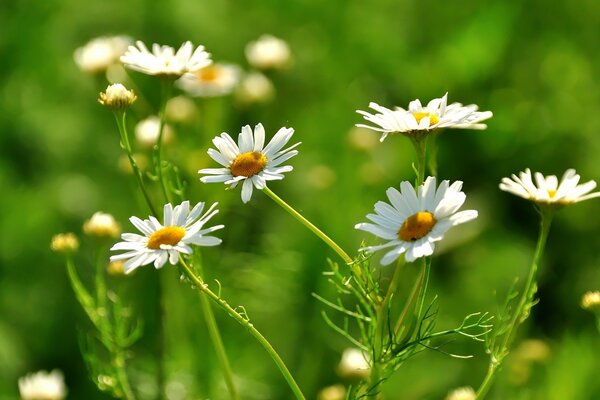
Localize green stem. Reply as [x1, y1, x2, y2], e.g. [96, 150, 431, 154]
[156, 273, 166, 400]
[113, 351, 136, 400]
[114, 111, 158, 217]
[415, 257, 432, 322]
[426, 132, 439, 177]
[476, 209, 553, 399]
[155, 79, 173, 204]
[179, 258, 306, 400]
[411, 137, 427, 187]
[262, 186, 353, 265]
[193, 255, 239, 400]
[394, 265, 425, 335]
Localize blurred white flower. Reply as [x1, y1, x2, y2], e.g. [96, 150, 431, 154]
[356, 177, 478, 265]
[121, 41, 211, 77]
[445, 386, 476, 400]
[19, 370, 67, 400]
[177, 63, 241, 97]
[500, 168, 600, 205]
[134, 116, 174, 148]
[110, 201, 223, 273]
[317, 384, 346, 400]
[74, 35, 132, 74]
[83, 212, 121, 238]
[245, 35, 291, 70]
[581, 291, 600, 312]
[199, 123, 300, 203]
[166, 96, 197, 123]
[356, 93, 493, 141]
[235, 72, 275, 105]
[337, 348, 370, 379]
[98, 83, 137, 110]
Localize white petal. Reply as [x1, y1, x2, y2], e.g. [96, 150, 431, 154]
[241, 178, 254, 203]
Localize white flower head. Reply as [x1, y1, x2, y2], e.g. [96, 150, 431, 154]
[245, 35, 291, 70]
[199, 123, 300, 203]
[445, 386, 476, 400]
[98, 83, 137, 110]
[83, 211, 121, 238]
[337, 348, 370, 379]
[581, 291, 600, 312]
[500, 168, 600, 205]
[19, 370, 67, 400]
[235, 72, 275, 105]
[176, 63, 241, 97]
[356, 93, 493, 141]
[74, 35, 132, 74]
[110, 201, 224, 274]
[135, 116, 174, 148]
[121, 40, 212, 77]
[356, 177, 478, 265]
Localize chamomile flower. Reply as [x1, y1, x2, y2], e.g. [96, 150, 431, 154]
[499, 168, 600, 205]
[199, 123, 300, 203]
[356, 93, 493, 141]
[176, 63, 241, 97]
[355, 176, 478, 265]
[245, 35, 291, 70]
[19, 370, 67, 400]
[110, 201, 223, 273]
[74, 35, 132, 74]
[120, 41, 211, 77]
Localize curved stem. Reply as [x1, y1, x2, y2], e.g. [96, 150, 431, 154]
[262, 186, 353, 265]
[179, 258, 306, 400]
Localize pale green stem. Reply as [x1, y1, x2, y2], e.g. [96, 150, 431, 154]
[411, 137, 427, 187]
[394, 265, 425, 335]
[426, 132, 439, 177]
[415, 257, 432, 322]
[179, 258, 306, 400]
[476, 209, 553, 399]
[155, 79, 173, 204]
[193, 256, 239, 400]
[113, 351, 136, 400]
[262, 186, 353, 265]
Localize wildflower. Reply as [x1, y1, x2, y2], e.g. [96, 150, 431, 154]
[499, 168, 600, 205]
[245, 35, 291, 70]
[107, 260, 125, 276]
[337, 348, 370, 380]
[50, 233, 79, 253]
[134, 116, 174, 148]
[356, 93, 493, 141]
[355, 177, 478, 265]
[177, 63, 241, 97]
[445, 386, 476, 400]
[235, 72, 275, 105]
[121, 41, 211, 77]
[83, 212, 121, 238]
[581, 291, 600, 312]
[110, 201, 223, 273]
[318, 384, 346, 400]
[19, 370, 67, 400]
[98, 83, 137, 110]
[199, 123, 300, 203]
[74, 35, 132, 74]
[166, 96, 197, 123]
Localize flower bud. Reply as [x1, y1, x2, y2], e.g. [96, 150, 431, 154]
[445, 386, 476, 400]
[581, 291, 600, 312]
[50, 233, 79, 253]
[98, 83, 137, 110]
[83, 212, 121, 238]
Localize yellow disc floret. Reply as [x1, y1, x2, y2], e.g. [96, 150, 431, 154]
[398, 212, 437, 242]
[412, 112, 440, 126]
[197, 65, 220, 82]
[230, 151, 268, 177]
[147, 226, 185, 249]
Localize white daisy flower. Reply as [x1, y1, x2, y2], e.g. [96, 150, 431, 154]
[19, 369, 67, 400]
[134, 116, 175, 148]
[235, 72, 275, 105]
[110, 201, 224, 274]
[499, 168, 600, 205]
[355, 176, 478, 265]
[120, 41, 212, 77]
[356, 93, 493, 141]
[245, 35, 291, 70]
[176, 63, 241, 97]
[199, 123, 300, 203]
[74, 35, 132, 74]
[337, 348, 371, 380]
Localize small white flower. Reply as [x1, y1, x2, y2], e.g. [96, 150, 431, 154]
[74, 36, 132, 74]
[355, 177, 478, 265]
[83, 212, 121, 238]
[199, 123, 300, 203]
[135, 116, 174, 148]
[121, 41, 212, 77]
[337, 348, 370, 379]
[98, 83, 137, 110]
[445, 386, 476, 400]
[110, 201, 224, 273]
[19, 370, 67, 400]
[499, 168, 600, 205]
[177, 63, 241, 97]
[235, 72, 275, 105]
[356, 93, 493, 141]
[581, 291, 600, 312]
[245, 35, 291, 70]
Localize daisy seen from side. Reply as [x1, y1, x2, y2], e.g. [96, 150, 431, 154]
[199, 123, 300, 203]
[356, 93, 493, 142]
[176, 62, 241, 97]
[110, 201, 223, 273]
[499, 168, 600, 205]
[355, 176, 478, 265]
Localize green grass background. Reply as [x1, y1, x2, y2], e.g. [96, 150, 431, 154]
[1, 0, 599, 398]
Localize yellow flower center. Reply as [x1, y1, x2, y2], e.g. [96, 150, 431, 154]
[412, 112, 440, 126]
[398, 212, 437, 242]
[547, 189, 557, 198]
[197, 65, 220, 82]
[147, 226, 185, 249]
[230, 151, 268, 177]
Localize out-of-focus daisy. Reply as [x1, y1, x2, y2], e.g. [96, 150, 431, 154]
[337, 348, 370, 380]
[356, 93, 493, 141]
[581, 291, 600, 312]
[166, 96, 197, 123]
[445, 386, 476, 400]
[74, 35, 132, 74]
[50, 233, 79, 253]
[245, 35, 291, 70]
[110, 201, 224, 273]
[19, 369, 67, 400]
[135, 116, 174, 148]
[121, 41, 211, 77]
[499, 168, 600, 205]
[83, 212, 121, 238]
[356, 176, 478, 265]
[199, 123, 300, 203]
[177, 63, 241, 97]
[235, 72, 275, 105]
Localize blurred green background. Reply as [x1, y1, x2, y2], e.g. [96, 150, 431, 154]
[1, 0, 600, 399]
